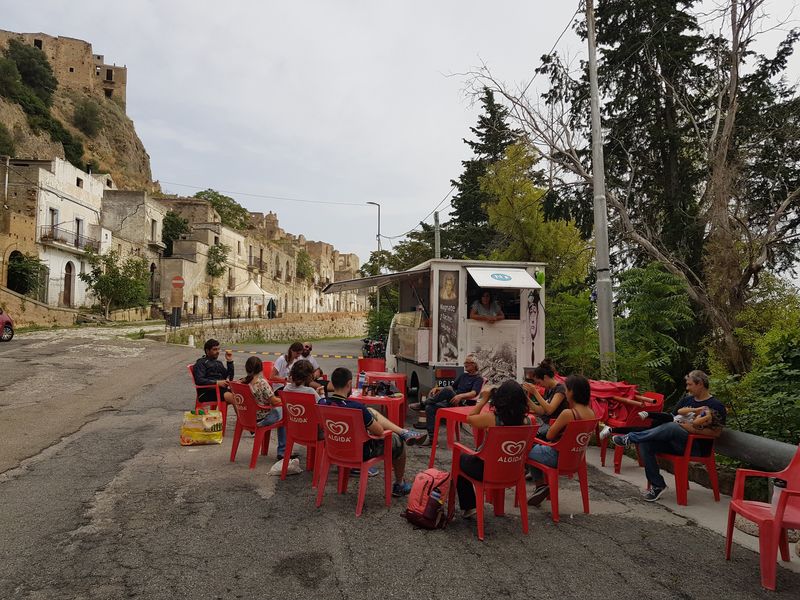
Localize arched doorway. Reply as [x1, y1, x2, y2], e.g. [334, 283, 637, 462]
[63, 262, 74, 307]
[6, 251, 24, 293]
[149, 263, 157, 300]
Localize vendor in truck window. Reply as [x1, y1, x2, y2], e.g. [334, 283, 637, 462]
[470, 290, 504, 323]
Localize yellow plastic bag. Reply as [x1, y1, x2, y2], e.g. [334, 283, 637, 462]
[180, 410, 223, 446]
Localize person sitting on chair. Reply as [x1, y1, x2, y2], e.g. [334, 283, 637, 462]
[418, 354, 484, 445]
[526, 374, 595, 507]
[300, 341, 323, 380]
[319, 367, 424, 496]
[193, 338, 234, 405]
[521, 358, 567, 438]
[272, 342, 304, 380]
[610, 370, 726, 502]
[456, 380, 532, 518]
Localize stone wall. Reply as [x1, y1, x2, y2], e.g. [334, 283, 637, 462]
[166, 311, 367, 346]
[0, 285, 77, 327]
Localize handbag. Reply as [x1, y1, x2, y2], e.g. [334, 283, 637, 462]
[180, 409, 224, 446]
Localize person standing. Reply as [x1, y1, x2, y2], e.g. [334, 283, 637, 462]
[612, 370, 726, 502]
[193, 338, 234, 405]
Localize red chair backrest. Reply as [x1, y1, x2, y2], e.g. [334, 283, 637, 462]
[358, 357, 386, 373]
[476, 425, 536, 486]
[228, 381, 261, 429]
[262, 360, 274, 376]
[781, 444, 800, 496]
[281, 390, 320, 443]
[188, 364, 198, 385]
[552, 418, 601, 472]
[316, 405, 370, 464]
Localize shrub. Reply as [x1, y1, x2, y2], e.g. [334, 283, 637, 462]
[4, 39, 57, 106]
[0, 122, 14, 157]
[73, 98, 101, 137]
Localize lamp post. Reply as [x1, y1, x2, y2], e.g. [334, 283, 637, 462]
[366, 201, 381, 313]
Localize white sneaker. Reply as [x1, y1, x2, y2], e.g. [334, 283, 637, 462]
[599, 425, 612, 440]
[638, 410, 649, 420]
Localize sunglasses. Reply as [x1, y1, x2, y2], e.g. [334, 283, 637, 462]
[303, 346, 312, 350]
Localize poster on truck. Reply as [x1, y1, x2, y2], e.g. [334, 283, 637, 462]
[437, 270, 459, 363]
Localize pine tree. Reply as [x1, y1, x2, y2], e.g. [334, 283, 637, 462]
[446, 88, 519, 258]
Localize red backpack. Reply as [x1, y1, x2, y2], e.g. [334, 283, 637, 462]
[402, 468, 453, 529]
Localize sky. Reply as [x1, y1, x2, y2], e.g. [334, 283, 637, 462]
[2, 0, 798, 264]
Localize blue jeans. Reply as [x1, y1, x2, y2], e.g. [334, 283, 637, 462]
[425, 389, 456, 435]
[527, 443, 559, 482]
[627, 422, 688, 489]
[257, 407, 286, 457]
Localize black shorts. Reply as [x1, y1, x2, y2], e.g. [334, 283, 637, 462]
[197, 387, 223, 404]
[363, 432, 403, 461]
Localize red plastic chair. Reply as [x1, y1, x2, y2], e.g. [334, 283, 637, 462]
[228, 381, 284, 469]
[448, 425, 536, 540]
[526, 418, 600, 523]
[655, 434, 720, 506]
[280, 390, 324, 486]
[187, 364, 228, 435]
[603, 391, 665, 473]
[315, 405, 392, 516]
[725, 445, 800, 590]
[357, 357, 386, 373]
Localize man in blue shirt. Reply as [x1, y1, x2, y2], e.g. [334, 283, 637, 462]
[418, 354, 484, 445]
[613, 370, 726, 502]
[320, 367, 420, 496]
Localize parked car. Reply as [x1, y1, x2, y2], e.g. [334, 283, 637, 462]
[0, 308, 13, 342]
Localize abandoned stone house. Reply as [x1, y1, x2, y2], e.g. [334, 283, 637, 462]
[0, 30, 127, 109]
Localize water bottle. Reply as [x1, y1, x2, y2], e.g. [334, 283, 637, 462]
[357, 371, 366, 390]
[772, 478, 787, 511]
[431, 489, 443, 504]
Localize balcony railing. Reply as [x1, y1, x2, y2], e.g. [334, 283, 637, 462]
[248, 256, 265, 271]
[39, 226, 99, 252]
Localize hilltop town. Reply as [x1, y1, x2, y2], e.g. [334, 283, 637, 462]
[0, 31, 366, 326]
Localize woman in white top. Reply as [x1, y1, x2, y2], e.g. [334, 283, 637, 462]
[272, 341, 304, 379]
[470, 290, 504, 323]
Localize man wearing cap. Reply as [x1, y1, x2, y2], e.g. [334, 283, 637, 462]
[419, 354, 484, 446]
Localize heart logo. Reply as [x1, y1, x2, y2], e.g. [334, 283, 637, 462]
[576, 432, 591, 447]
[501, 440, 525, 456]
[326, 420, 349, 436]
[288, 404, 305, 418]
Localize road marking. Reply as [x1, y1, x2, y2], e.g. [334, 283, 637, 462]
[232, 349, 357, 359]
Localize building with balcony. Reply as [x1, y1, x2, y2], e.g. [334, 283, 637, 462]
[0, 158, 112, 308]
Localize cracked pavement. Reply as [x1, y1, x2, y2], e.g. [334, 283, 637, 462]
[0, 332, 798, 599]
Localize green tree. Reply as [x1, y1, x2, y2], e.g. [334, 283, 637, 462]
[295, 249, 314, 280]
[162, 210, 190, 257]
[73, 98, 101, 137]
[480, 142, 591, 291]
[206, 243, 229, 279]
[78, 249, 149, 318]
[4, 39, 57, 106]
[546, 291, 599, 376]
[0, 57, 22, 99]
[6, 253, 45, 298]
[446, 88, 519, 258]
[0, 122, 14, 157]
[194, 189, 251, 231]
[614, 263, 694, 392]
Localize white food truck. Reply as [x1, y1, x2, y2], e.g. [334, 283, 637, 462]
[324, 259, 545, 399]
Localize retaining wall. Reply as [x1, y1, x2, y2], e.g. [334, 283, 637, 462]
[0, 285, 77, 327]
[166, 311, 367, 345]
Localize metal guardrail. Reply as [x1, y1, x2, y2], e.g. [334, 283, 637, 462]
[717, 429, 797, 472]
[39, 226, 99, 252]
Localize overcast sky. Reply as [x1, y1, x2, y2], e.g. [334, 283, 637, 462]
[3, 1, 798, 263]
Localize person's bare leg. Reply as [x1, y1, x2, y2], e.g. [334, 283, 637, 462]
[367, 407, 405, 435]
[392, 447, 406, 482]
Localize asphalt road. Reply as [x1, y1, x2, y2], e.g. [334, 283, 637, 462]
[0, 331, 797, 599]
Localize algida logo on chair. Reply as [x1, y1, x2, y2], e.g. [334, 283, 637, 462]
[499, 440, 526, 463]
[572, 433, 592, 453]
[287, 404, 307, 422]
[325, 420, 351, 442]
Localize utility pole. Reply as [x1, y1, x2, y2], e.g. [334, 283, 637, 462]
[366, 202, 381, 313]
[586, 0, 617, 379]
[434, 211, 441, 258]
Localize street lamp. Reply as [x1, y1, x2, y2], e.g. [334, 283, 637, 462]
[366, 201, 381, 313]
